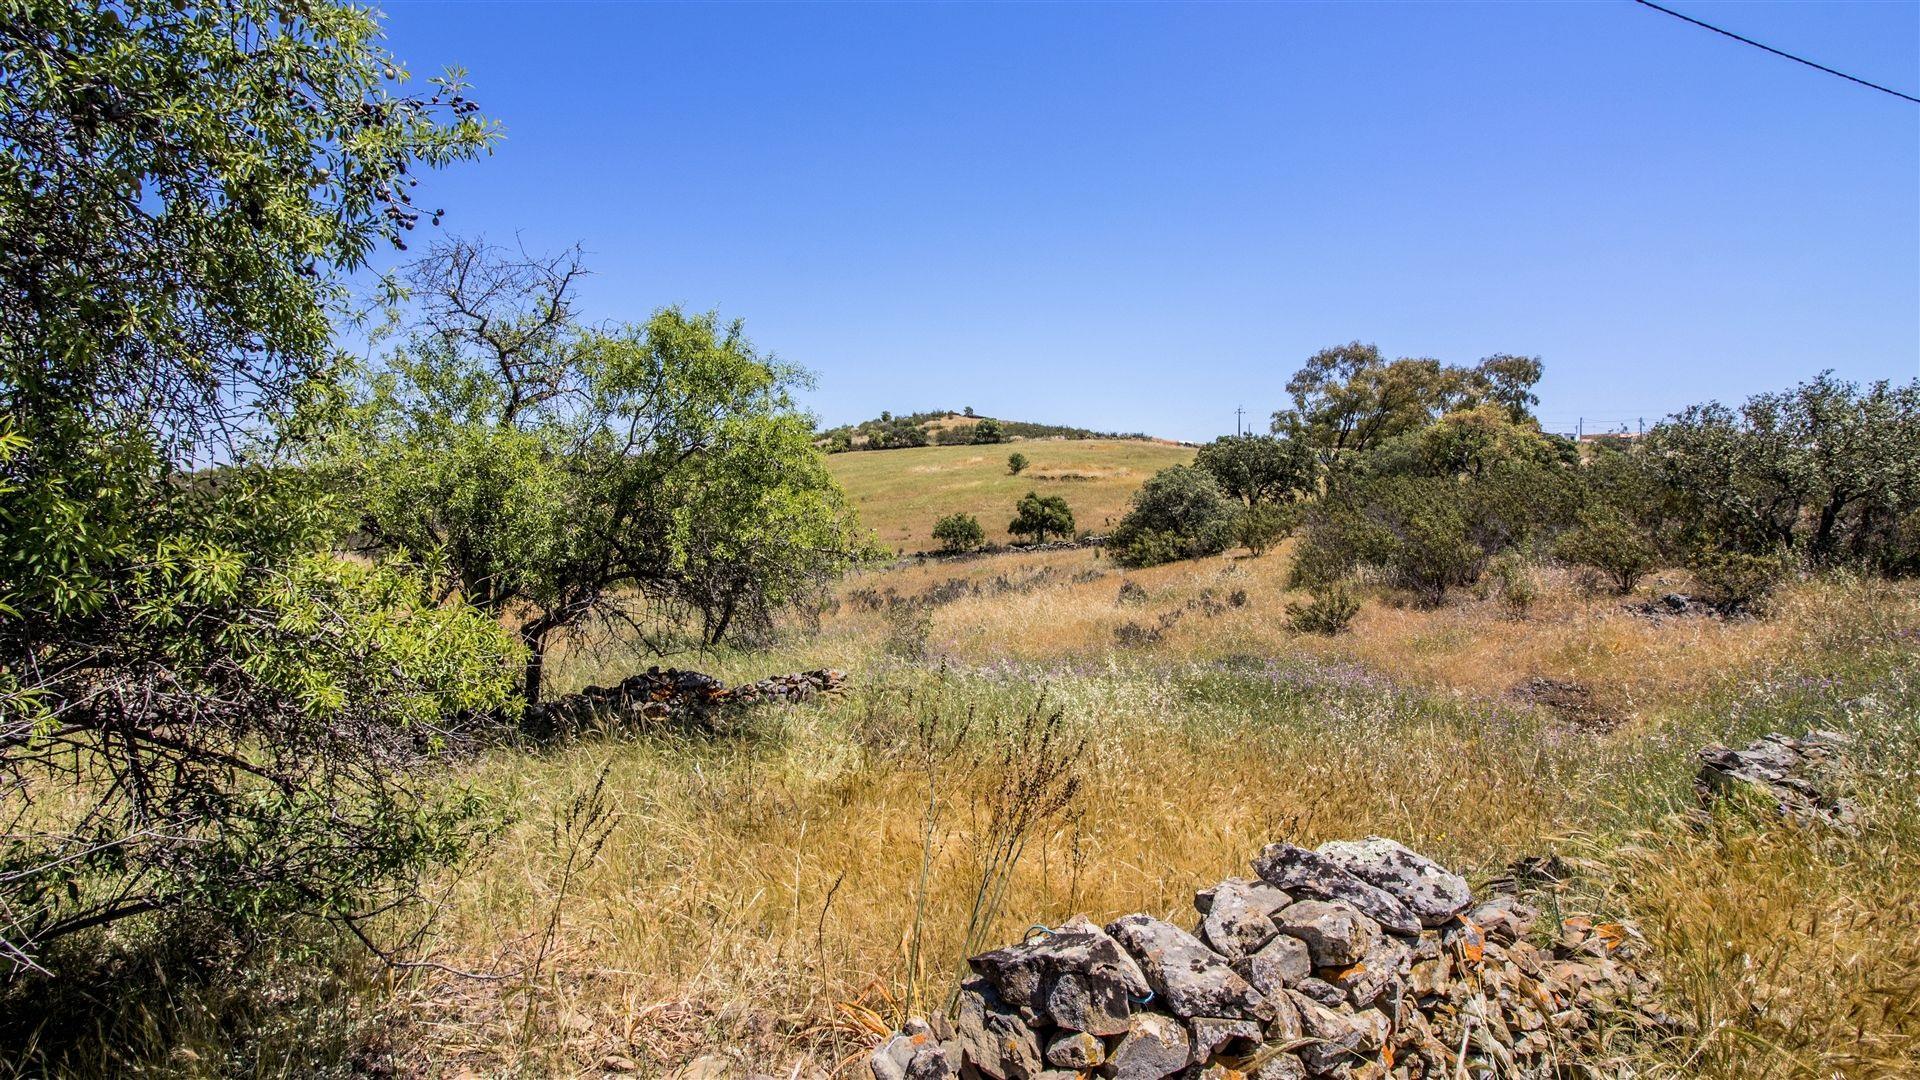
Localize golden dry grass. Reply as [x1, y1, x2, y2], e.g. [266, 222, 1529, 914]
[383, 549, 1920, 1079]
[824, 440, 1192, 552]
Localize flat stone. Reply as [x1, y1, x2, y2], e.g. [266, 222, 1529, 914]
[1324, 935, 1410, 1011]
[953, 978, 1042, 1080]
[971, 915, 1150, 1012]
[1314, 838, 1473, 928]
[1235, 933, 1312, 998]
[1284, 990, 1368, 1075]
[1252, 844, 1420, 935]
[1107, 914, 1272, 1021]
[1190, 1016, 1262, 1062]
[1043, 1029, 1104, 1069]
[1195, 877, 1292, 916]
[1201, 878, 1282, 960]
[1292, 976, 1346, 1008]
[1105, 1012, 1191, 1080]
[1272, 900, 1380, 968]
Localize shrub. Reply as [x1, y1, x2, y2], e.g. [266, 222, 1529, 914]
[1484, 550, 1537, 618]
[1008, 492, 1075, 544]
[1285, 583, 1362, 635]
[1007, 452, 1029, 476]
[1554, 506, 1659, 594]
[971, 418, 1006, 444]
[1238, 503, 1296, 556]
[1109, 466, 1238, 568]
[932, 512, 986, 553]
[1689, 547, 1793, 614]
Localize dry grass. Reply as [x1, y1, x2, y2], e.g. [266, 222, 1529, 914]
[824, 439, 1192, 552]
[373, 550, 1920, 1079]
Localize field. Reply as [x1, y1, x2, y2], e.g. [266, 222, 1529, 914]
[825, 439, 1193, 551]
[362, 535, 1920, 1080]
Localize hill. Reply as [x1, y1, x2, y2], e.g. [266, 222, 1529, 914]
[818, 410, 1160, 452]
[826, 437, 1194, 551]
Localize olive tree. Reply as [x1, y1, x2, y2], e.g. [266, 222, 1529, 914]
[329, 240, 864, 703]
[0, 1, 518, 972]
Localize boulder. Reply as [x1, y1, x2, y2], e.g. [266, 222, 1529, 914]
[1271, 899, 1380, 968]
[1314, 838, 1472, 928]
[971, 914, 1151, 1020]
[1043, 970, 1132, 1037]
[1107, 914, 1272, 1021]
[1696, 730, 1858, 827]
[1252, 844, 1420, 935]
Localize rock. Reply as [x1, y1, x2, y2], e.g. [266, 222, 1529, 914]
[1292, 976, 1346, 1008]
[1107, 914, 1272, 1021]
[1104, 1012, 1191, 1079]
[954, 979, 1042, 1080]
[1324, 935, 1409, 1011]
[1236, 933, 1312, 997]
[1043, 1030, 1104, 1069]
[1190, 1016, 1263, 1062]
[1252, 844, 1420, 935]
[1044, 970, 1133, 1037]
[1246, 1049, 1308, 1080]
[1696, 731, 1858, 827]
[1313, 839, 1472, 928]
[1201, 878, 1283, 960]
[600, 1056, 640, 1075]
[1195, 877, 1292, 916]
[1467, 896, 1538, 945]
[1284, 991, 1369, 1074]
[972, 914, 1150, 1021]
[872, 1035, 916, 1080]
[1271, 900, 1379, 968]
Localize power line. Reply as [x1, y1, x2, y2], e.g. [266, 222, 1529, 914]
[1631, 0, 1920, 105]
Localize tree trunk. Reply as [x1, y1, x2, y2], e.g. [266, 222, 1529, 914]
[521, 623, 550, 704]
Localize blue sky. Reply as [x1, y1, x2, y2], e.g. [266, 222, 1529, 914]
[372, 1, 1919, 442]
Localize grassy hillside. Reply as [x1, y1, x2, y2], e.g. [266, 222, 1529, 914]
[826, 438, 1193, 551]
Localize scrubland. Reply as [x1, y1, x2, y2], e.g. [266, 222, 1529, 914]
[371, 544, 1920, 1079]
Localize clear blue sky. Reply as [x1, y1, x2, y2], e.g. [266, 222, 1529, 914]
[372, 0, 1919, 441]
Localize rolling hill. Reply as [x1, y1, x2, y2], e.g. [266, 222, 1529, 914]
[826, 438, 1195, 552]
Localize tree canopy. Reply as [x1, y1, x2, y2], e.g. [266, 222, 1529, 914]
[1271, 343, 1544, 461]
[1008, 492, 1075, 544]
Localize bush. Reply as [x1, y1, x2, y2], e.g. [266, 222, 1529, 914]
[932, 512, 986, 553]
[1554, 506, 1659, 594]
[972, 418, 1005, 444]
[1484, 550, 1537, 618]
[1109, 466, 1238, 568]
[1009, 492, 1075, 544]
[1285, 583, 1362, 635]
[1238, 502, 1296, 556]
[1008, 452, 1029, 476]
[1689, 547, 1793, 613]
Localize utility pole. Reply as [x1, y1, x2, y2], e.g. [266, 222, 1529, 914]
[1235, 406, 1244, 437]
[1577, 417, 1583, 440]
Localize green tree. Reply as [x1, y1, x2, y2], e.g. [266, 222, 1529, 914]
[1008, 451, 1029, 475]
[1110, 465, 1238, 567]
[1271, 343, 1544, 462]
[1194, 433, 1319, 507]
[1648, 374, 1920, 568]
[1009, 492, 1075, 544]
[328, 241, 864, 703]
[972, 417, 1005, 444]
[0, 0, 515, 968]
[932, 512, 986, 553]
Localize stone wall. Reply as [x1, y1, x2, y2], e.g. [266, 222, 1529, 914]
[520, 667, 846, 742]
[873, 838, 1673, 1080]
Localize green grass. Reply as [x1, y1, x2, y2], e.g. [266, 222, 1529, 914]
[826, 438, 1193, 552]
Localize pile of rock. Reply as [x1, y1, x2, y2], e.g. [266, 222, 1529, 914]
[1696, 729, 1857, 827]
[521, 667, 846, 742]
[873, 838, 1672, 1080]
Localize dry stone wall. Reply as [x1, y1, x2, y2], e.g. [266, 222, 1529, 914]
[873, 838, 1673, 1080]
[520, 667, 846, 742]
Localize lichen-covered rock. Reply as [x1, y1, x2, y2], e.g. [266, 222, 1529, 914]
[1107, 914, 1272, 1021]
[1200, 877, 1283, 960]
[1042, 1029, 1103, 1069]
[1696, 730, 1858, 827]
[971, 914, 1150, 1025]
[1190, 1016, 1262, 1061]
[1105, 1012, 1191, 1079]
[1271, 899, 1380, 968]
[1252, 844, 1420, 935]
[1285, 990, 1370, 1074]
[1315, 838, 1473, 928]
[954, 978, 1042, 1080]
[1236, 932, 1312, 998]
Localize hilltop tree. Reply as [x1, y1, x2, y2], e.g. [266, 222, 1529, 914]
[328, 240, 863, 703]
[0, 0, 518, 969]
[1009, 492, 1075, 544]
[1194, 433, 1319, 507]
